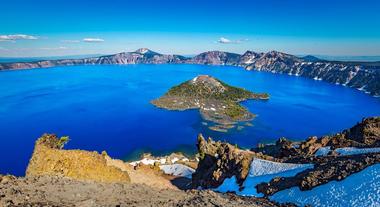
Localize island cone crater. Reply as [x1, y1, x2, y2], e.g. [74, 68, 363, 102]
[151, 75, 269, 132]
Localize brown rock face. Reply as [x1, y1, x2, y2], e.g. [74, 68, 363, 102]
[192, 134, 254, 188]
[344, 117, 380, 146]
[26, 134, 130, 183]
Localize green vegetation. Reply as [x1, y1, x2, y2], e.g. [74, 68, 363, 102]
[37, 134, 70, 149]
[166, 78, 255, 101]
[222, 102, 248, 119]
[57, 136, 70, 149]
[152, 75, 269, 132]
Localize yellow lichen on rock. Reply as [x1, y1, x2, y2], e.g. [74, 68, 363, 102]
[26, 134, 130, 183]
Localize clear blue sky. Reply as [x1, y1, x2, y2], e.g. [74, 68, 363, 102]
[0, 0, 379, 57]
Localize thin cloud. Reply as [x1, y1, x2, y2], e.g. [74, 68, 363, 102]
[83, 38, 105, 43]
[0, 34, 38, 42]
[61, 40, 80, 43]
[39, 46, 68, 50]
[217, 37, 248, 44]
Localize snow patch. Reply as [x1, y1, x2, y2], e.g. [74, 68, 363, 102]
[315, 147, 380, 157]
[129, 158, 166, 166]
[214, 158, 313, 197]
[270, 164, 380, 207]
[160, 164, 195, 178]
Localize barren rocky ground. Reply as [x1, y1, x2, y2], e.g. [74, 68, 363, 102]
[0, 175, 283, 207]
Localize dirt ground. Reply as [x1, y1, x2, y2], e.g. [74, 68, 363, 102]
[0, 175, 283, 207]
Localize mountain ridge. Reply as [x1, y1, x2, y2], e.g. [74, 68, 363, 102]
[1, 48, 379, 96]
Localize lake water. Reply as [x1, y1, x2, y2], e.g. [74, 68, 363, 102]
[1, 64, 379, 175]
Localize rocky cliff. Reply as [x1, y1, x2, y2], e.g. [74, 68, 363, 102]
[192, 117, 380, 198]
[1, 48, 379, 96]
[26, 134, 131, 183]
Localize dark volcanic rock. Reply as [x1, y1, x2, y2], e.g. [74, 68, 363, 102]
[192, 134, 276, 189]
[192, 134, 255, 188]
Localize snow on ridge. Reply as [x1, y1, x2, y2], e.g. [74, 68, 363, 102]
[270, 164, 380, 207]
[214, 158, 313, 197]
[315, 147, 380, 157]
[248, 158, 313, 177]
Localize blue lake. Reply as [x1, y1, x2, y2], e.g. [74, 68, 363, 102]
[0, 64, 379, 175]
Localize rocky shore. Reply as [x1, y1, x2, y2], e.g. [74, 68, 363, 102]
[1, 48, 379, 97]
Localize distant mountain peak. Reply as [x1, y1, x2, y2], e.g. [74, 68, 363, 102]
[134, 48, 156, 54]
[302, 55, 322, 62]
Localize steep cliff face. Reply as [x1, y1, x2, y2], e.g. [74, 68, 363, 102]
[1, 48, 379, 96]
[26, 134, 131, 183]
[186, 51, 241, 65]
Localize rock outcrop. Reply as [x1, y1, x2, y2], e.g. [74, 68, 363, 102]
[192, 134, 274, 188]
[252, 117, 380, 162]
[192, 134, 254, 188]
[26, 134, 131, 183]
[343, 116, 380, 147]
[151, 75, 268, 131]
[1, 48, 379, 96]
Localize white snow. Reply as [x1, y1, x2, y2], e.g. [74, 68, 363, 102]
[160, 164, 195, 178]
[129, 156, 183, 166]
[314, 146, 332, 156]
[171, 157, 179, 163]
[214, 158, 313, 197]
[248, 159, 312, 177]
[270, 164, 380, 207]
[129, 158, 166, 166]
[315, 147, 380, 156]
